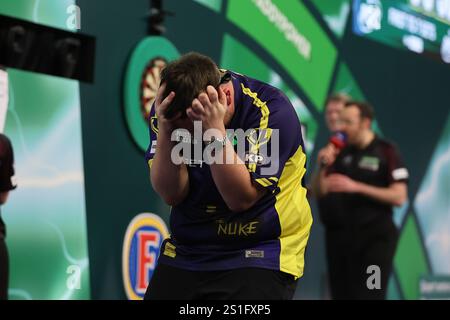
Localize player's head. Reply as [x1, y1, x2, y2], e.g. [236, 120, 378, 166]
[160, 52, 228, 120]
[324, 93, 350, 133]
[341, 101, 374, 146]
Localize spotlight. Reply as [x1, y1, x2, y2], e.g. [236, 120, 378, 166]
[147, 0, 173, 35]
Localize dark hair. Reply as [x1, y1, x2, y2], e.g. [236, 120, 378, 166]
[345, 100, 375, 121]
[160, 52, 222, 119]
[326, 93, 350, 106]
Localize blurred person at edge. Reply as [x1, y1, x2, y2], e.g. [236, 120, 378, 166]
[314, 101, 408, 299]
[309, 93, 347, 297]
[0, 134, 17, 300]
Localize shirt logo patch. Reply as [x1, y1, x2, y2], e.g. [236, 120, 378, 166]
[358, 156, 380, 171]
[150, 116, 159, 134]
[392, 168, 409, 180]
[245, 250, 264, 258]
[246, 128, 273, 148]
[150, 140, 156, 154]
[245, 153, 266, 165]
[216, 220, 259, 237]
[342, 155, 353, 166]
[163, 241, 176, 258]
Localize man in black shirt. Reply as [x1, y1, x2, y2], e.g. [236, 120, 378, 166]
[0, 134, 17, 300]
[315, 101, 408, 299]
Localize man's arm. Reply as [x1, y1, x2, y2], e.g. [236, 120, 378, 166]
[187, 86, 266, 212]
[148, 88, 189, 206]
[325, 173, 408, 206]
[150, 127, 189, 206]
[208, 129, 267, 212]
[310, 145, 339, 198]
[356, 181, 407, 207]
[310, 168, 327, 198]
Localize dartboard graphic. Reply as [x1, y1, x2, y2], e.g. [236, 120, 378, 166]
[140, 57, 167, 121]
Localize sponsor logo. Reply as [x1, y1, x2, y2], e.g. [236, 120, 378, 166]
[246, 128, 273, 148]
[216, 219, 259, 236]
[342, 155, 353, 166]
[122, 213, 169, 300]
[358, 156, 380, 171]
[245, 250, 265, 258]
[392, 167, 409, 180]
[245, 153, 266, 165]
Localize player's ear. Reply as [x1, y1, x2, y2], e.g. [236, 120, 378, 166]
[217, 86, 226, 106]
[362, 117, 371, 129]
[220, 84, 233, 106]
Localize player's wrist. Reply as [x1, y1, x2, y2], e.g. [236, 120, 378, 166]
[204, 130, 229, 161]
[203, 125, 226, 139]
[157, 124, 174, 140]
[204, 132, 228, 147]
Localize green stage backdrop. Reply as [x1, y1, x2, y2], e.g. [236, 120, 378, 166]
[79, 0, 449, 300]
[1, 0, 448, 300]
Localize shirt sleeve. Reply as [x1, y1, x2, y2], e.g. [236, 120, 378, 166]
[145, 103, 158, 169]
[242, 96, 305, 193]
[0, 135, 17, 192]
[385, 143, 409, 184]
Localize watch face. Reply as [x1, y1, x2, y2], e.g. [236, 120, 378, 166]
[205, 135, 227, 147]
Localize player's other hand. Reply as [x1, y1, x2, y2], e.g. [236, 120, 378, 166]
[187, 85, 227, 132]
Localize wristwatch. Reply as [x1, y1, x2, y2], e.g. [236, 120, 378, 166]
[205, 135, 228, 149]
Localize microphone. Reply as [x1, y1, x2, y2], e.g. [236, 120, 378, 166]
[329, 131, 347, 149]
[320, 131, 347, 167]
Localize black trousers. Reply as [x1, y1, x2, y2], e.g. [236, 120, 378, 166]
[325, 221, 399, 300]
[144, 263, 298, 300]
[0, 237, 8, 300]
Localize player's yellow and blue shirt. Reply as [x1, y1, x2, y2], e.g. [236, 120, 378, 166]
[145, 71, 312, 278]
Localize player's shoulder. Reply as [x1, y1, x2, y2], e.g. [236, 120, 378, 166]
[231, 71, 296, 118]
[374, 136, 399, 150]
[231, 71, 287, 103]
[372, 136, 404, 160]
